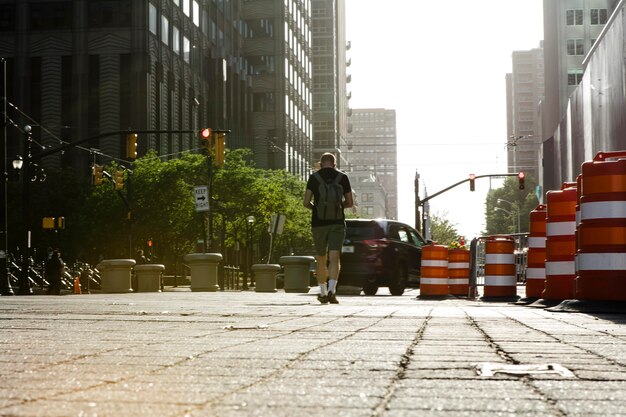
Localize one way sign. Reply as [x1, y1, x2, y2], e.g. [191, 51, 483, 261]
[194, 186, 209, 212]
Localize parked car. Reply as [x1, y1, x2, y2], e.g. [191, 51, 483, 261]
[339, 219, 427, 296]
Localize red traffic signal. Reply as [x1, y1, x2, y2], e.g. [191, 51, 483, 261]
[469, 174, 475, 192]
[200, 128, 211, 139]
[518, 171, 525, 190]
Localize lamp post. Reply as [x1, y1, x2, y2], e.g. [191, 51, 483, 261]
[495, 198, 520, 234]
[243, 215, 255, 290]
[0, 58, 12, 295]
[15, 126, 33, 294]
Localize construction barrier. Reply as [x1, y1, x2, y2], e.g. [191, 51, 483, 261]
[525, 204, 547, 298]
[483, 235, 517, 299]
[419, 244, 449, 297]
[448, 248, 470, 296]
[543, 182, 577, 300]
[576, 151, 626, 301]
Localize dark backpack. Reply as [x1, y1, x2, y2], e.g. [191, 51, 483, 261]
[313, 171, 345, 220]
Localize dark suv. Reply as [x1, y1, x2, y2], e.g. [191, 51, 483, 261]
[339, 219, 426, 295]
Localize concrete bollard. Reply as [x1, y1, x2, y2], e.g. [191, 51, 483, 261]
[97, 259, 136, 293]
[279, 256, 314, 293]
[184, 253, 223, 292]
[134, 264, 165, 292]
[252, 264, 280, 293]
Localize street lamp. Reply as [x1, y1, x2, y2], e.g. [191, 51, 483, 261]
[14, 126, 33, 295]
[496, 198, 520, 234]
[243, 215, 255, 290]
[12, 156, 23, 170]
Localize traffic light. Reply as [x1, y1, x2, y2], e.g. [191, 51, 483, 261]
[469, 174, 475, 192]
[114, 169, 124, 190]
[518, 171, 525, 190]
[92, 164, 103, 186]
[214, 133, 225, 166]
[126, 133, 138, 159]
[199, 128, 211, 155]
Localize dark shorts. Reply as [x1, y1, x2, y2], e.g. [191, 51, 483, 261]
[312, 224, 346, 256]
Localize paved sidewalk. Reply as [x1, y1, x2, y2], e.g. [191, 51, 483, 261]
[1, 288, 626, 416]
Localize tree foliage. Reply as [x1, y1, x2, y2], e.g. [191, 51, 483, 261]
[429, 211, 460, 246]
[9, 148, 314, 270]
[484, 174, 539, 235]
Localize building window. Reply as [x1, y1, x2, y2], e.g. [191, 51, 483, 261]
[362, 206, 374, 216]
[0, 4, 15, 31]
[88, 1, 131, 27]
[567, 69, 583, 86]
[183, 36, 190, 63]
[361, 193, 374, 203]
[149, 3, 157, 35]
[193, 1, 200, 26]
[161, 16, 169, 45]
[567, 39, 584, 56]
[31, 1, 73, 30]
[172, 26, 180, 54]
[183, 0, 190, 17]
[566, 9, 583, 25]
[590, 9, 608, 25]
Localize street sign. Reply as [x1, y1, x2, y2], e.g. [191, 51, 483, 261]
[194, 186, 209, 212]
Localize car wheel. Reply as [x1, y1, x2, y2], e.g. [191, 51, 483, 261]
[389, 264, 407, 296]
[363, 284, 378, 296]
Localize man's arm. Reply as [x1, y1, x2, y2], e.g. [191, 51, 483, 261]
[343, 191, 354, 209]
[303, 189, 314, 209]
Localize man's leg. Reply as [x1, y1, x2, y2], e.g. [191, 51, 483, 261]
[316, 254, 328, 286]
[312, 226, 330, 303]
[327, 249, 340, 295]
[326, 224, 345, 304]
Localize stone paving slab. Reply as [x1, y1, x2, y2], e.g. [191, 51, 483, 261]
[1, 288, 625, 416]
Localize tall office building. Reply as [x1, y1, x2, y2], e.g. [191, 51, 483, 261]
[310, 0, 350, 168]
[346, 108, 397, 219]
[0, 0, 312, 177]
[541, 0, 617, 190]
[505, 43, 544, 181]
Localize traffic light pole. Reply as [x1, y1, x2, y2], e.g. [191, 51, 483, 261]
[417, 173, 522, 236]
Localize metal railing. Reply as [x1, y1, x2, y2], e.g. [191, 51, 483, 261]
[468, 233, 529, 298]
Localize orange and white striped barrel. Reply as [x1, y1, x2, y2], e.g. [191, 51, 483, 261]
[543, 182, 577, 300]
[483, 235, 516, 298]
[419, 245, 449, 297]
[576, 151, 626, 301]
[525, 204, 547, 298]
[448, 249, 470, 296]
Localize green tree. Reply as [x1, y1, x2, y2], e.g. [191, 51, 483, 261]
[11, 148, 314, 272]
[484, 174, 539, 235]
[429, 211, 460, 246]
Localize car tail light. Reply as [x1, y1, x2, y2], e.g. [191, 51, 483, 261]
[363, 239, 390, 249]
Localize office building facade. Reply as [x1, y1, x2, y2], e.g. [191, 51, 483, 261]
[1, 0, 313, 178]
[346, 108, 397, 219]
[505, 44, 545, 181]
[310, 0, 350, 168]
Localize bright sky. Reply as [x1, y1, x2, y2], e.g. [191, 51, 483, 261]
[345, 0, 544, 239]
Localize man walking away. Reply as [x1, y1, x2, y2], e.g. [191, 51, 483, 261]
[45, 249, 65, 295]
[303, 152, 353, 304]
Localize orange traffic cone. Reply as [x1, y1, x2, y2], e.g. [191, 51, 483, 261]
[73, 276, 81, 294]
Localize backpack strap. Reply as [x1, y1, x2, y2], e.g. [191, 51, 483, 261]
[313, 171, 324, 184]
[333, 171, 344, 187]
